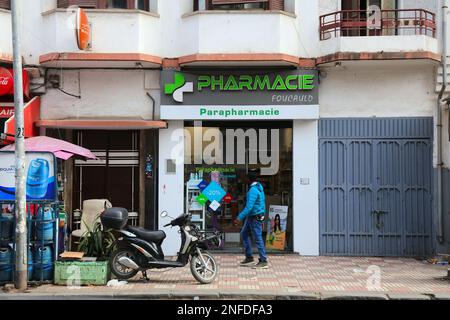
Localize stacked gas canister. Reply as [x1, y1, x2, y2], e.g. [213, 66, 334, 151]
[0, 205, 56, 283]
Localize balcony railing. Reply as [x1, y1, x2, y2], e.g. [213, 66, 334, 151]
[320, 9, 436, 40]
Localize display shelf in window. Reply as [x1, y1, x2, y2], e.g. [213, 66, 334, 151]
[185, 177, 206, 231]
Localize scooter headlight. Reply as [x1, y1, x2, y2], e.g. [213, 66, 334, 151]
[185, 226, 191, 232]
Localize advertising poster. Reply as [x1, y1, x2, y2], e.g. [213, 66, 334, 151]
[0, 152, 57, 201]
[266, 205, 288, 250]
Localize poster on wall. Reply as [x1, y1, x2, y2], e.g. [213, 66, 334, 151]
[0, 152, 57, 201]
[266, 205, 288, 250]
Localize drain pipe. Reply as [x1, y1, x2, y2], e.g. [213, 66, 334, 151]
[437, 1, 448, 244]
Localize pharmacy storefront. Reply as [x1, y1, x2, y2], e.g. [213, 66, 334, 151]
[159, 69, 320, 256]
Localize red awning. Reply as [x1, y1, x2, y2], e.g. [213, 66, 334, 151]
[35, 119, 168, 130]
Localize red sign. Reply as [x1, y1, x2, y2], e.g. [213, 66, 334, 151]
[4, 96, 41, 142]
[76, 8, 91, 50]
[224, 193, 232, 204]
[0, 68, 30, 98]
[0, 106, 14, 118]
[0, 67, 13, 96]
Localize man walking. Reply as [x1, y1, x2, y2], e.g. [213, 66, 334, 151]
[235, 169, 268, 269]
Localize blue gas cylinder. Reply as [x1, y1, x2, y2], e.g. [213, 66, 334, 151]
[36, 206, 55, 242]
[33, 246, 53, 281]
[0, 247, 13, 282]
[28, 248, 33, 281]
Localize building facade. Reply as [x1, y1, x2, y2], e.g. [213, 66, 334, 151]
[0, 0, 449, 256]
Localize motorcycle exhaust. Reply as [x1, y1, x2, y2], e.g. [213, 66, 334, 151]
[117, 257, 140, 270]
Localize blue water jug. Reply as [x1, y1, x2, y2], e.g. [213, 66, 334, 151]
[33, 246, 53, 281]
[0, 247, 13, 282]
[26, 159, 50, 199]
[36, 206, 55, 242]
[28, 248, 33, 281]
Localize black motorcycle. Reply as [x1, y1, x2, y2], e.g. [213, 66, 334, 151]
[100, 208, 220, 284]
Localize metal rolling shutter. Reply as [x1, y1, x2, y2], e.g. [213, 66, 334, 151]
[319, 118, 434, 257]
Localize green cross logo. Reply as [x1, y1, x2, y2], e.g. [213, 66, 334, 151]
[164, 72, 193, 103]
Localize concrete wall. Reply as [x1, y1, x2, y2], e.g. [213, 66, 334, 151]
[400, 0, 438, 13]
[318, 0, 339, 16]
[41, 69, 160, 120]
[319, 61, 437, 118]
[293, 120, 319, 255]
[0, 9, 11, 58]
[158, 121, 185, 256]
[319, 36, 439, 57]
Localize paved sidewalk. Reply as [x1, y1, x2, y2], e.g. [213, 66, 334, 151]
[1, 255, 449, 299]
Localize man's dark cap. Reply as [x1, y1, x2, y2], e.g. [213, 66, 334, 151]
[248, 168, 260, 181]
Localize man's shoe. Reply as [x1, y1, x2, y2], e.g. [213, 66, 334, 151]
[240, 257, 255, 265]
[253, 260, 269, 269]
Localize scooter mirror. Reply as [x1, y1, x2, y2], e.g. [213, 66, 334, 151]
[160, 211, 168, 218]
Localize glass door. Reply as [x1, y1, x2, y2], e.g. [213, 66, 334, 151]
[184, 121, 293, 252]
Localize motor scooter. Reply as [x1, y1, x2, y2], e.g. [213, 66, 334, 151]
[100, 207, 221, 284]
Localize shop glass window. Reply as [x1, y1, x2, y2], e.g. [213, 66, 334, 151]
[183, 121, 293, 252]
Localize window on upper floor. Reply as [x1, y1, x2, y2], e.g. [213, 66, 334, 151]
[108, 0, 128, 9]
[0, 0, 10, 10]
[194, 0, 284, 12]
[57, 0, 151, 11]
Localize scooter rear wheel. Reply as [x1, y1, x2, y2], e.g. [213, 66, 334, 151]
[190, 250, 218, 284]
[110, 249, 139, 280]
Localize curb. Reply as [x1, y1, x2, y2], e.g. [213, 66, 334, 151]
[1, 289, 448, 300]
[320, 292, 389, 300]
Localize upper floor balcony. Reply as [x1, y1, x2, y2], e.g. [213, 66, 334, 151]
[37, 0, 162, 68]
[0, 1, 11, 65]
[318, 8, 440, 65]
[178, 0, 310, 67]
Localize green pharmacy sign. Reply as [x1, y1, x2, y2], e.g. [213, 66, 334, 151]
[197, 74, 315, 92]
[160, 69, 319, 120]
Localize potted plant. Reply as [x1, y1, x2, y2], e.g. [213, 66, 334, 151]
[77, 222, 116, 260]
[54, 222, 116, 286]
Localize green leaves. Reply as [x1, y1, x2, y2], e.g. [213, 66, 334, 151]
[77, 220, 116, 260]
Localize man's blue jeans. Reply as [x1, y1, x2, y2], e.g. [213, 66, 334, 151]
[241, 216, 267, 262]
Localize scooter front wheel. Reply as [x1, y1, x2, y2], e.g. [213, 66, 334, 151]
[190, 250, 218, 284]
[110, 249, 139, 280]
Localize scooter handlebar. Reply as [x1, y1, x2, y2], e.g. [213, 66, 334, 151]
[163, 222, 172, 227]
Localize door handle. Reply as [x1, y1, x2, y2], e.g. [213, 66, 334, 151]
[371, 210, 388, 230]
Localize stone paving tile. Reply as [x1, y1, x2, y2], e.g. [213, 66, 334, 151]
[2, 254, 449, 297]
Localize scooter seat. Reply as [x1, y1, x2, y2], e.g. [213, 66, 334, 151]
[127, 226, 166, 244]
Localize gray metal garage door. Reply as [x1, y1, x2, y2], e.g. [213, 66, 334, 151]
[319, 118, 434, 256]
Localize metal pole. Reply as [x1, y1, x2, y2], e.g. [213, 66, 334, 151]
[437, 2, 448, 244]
[11, 0, 27, 290]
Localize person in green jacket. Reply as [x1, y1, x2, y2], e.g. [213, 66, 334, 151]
[234, 169, 268, 269]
